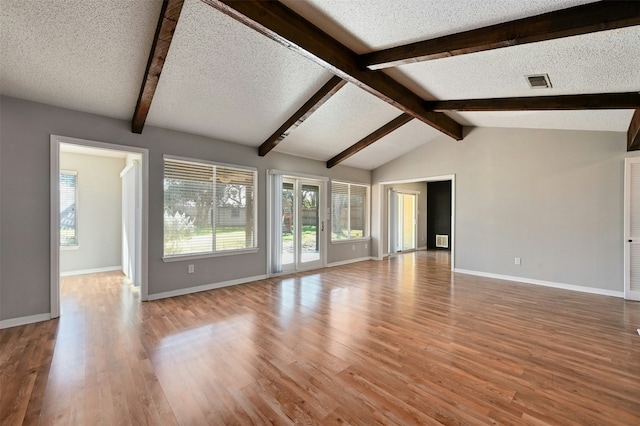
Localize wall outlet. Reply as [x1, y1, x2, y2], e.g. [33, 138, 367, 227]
[188, 264, 194, 273]
[365, 243, 368, 249]
[352, 245, 355, 251]
[514, 257, 521, 265]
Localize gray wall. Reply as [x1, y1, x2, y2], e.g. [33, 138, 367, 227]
[60, 152, 124, 273]
[0, 96, 371, 321]
[373, 127, 627, 292]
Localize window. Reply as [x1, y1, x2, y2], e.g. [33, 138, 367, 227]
[163, 157, 257, 258]
[60, 170, 78, 246]
[331, 181, 369, 241]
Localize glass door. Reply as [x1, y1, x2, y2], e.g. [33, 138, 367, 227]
[279, 178, 324, 272]
[281, 180, 296, 271]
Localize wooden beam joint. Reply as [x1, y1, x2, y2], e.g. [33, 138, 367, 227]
[201, 0, 464, 141]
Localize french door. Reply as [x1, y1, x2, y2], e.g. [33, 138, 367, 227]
[271, 174, 325, 274]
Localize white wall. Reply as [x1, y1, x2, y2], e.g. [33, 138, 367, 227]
[59, 152, 124, 274]
[373, 127, 627, 292]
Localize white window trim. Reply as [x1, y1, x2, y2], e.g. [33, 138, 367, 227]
[163, 155, 258, 260]
[331, 180, 370, 242]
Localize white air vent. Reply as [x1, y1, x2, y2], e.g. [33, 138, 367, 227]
[526, 74, 552, 89]
[436, 234, 449, 248]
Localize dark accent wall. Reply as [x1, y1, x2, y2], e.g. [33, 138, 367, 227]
[427, 180, 451, 250]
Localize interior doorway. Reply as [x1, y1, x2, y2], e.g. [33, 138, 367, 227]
[50, 135, 149, 318]
[268, 171, 327, 275]
[389, 190, 418, 254]
[377, 174, 456, 270]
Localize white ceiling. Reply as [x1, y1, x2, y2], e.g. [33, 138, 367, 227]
[0, 0, 161, 120]
[274, 83, 401, 160]
[1, 0, 637, 171]
[280, 0, 598, 53]
[60, 143, 136, 159]
[145, 0, 333, 145]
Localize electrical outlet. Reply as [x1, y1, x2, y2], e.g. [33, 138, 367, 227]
[188, 264, 194, 273]
[514, 257, 521, 265]
[352, 245, 355, 251]
[365, 243, 368, 249]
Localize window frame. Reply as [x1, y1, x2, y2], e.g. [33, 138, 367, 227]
[330, 180, 371, 243]
[162, 155, 259, 262]
[59, 170, 79, 248]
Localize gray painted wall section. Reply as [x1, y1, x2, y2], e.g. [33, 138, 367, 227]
[59, 152, 124, 273]
[0, 96, 371, 321]
[373, 127, 626, 292]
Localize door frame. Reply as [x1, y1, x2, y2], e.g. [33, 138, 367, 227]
[388, 189, 419, 254]
[376, 174, 456, 270]
[50, 135, 149, 318]
[266, 170, 328, 276]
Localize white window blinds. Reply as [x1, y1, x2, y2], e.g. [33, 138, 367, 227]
[163, 157, 257, 257]
[60, 171, 78, 246]
[331, 181, 369, 241]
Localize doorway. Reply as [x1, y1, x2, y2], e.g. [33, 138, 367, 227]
[376, 174, 456, 270]
[268, 171, 326, 274]
[389, 190, 418, 254]
[50, 135, 149, 318]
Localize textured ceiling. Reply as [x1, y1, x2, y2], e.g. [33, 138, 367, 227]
[280, 0, 597, 53]
[340, 120, 443, 170]
[451, 110, 636, 133]
[146, 0, 332, 146]
[1, 0, 637, 171]
[387, 26, 640, 100]
[0, 0, 161, 120]
[274, 83, 401, 161]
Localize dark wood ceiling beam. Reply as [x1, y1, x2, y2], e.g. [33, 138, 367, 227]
[629, 109, 640, 151]
[259, 76, 346, 156]
[201, 0, 464, 141]
[132, 0, 184, 134]
[424, 92, 640, 112]
[327, 114, 413, 168]
[360, 1, 640, 70]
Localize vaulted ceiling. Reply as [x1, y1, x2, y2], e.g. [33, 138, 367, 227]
[1, 0, 639, 170]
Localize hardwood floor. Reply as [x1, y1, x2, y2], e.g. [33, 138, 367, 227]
[1, 251, 640, 425]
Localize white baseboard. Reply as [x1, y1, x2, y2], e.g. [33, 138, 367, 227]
[0, 313, 51, 329]
[454, 268, 624, 298]
[147, 274, 268, 301]
[60, 265, 122, 277]
[327, 256, 376, 268]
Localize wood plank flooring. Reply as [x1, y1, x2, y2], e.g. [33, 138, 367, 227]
[1, 251, 640, 425]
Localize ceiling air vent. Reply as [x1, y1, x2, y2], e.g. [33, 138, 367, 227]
[526, 74, 552, 89]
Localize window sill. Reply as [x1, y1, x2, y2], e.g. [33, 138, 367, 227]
[163, 247, 259, 263]
[61, 245, 79, 251]
[331, 237, 371, 245]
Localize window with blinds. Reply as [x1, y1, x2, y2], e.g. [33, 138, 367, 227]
[60, 171, 78, 246]
[163, 157, 257, 258]
[331, 181, 369, 241]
